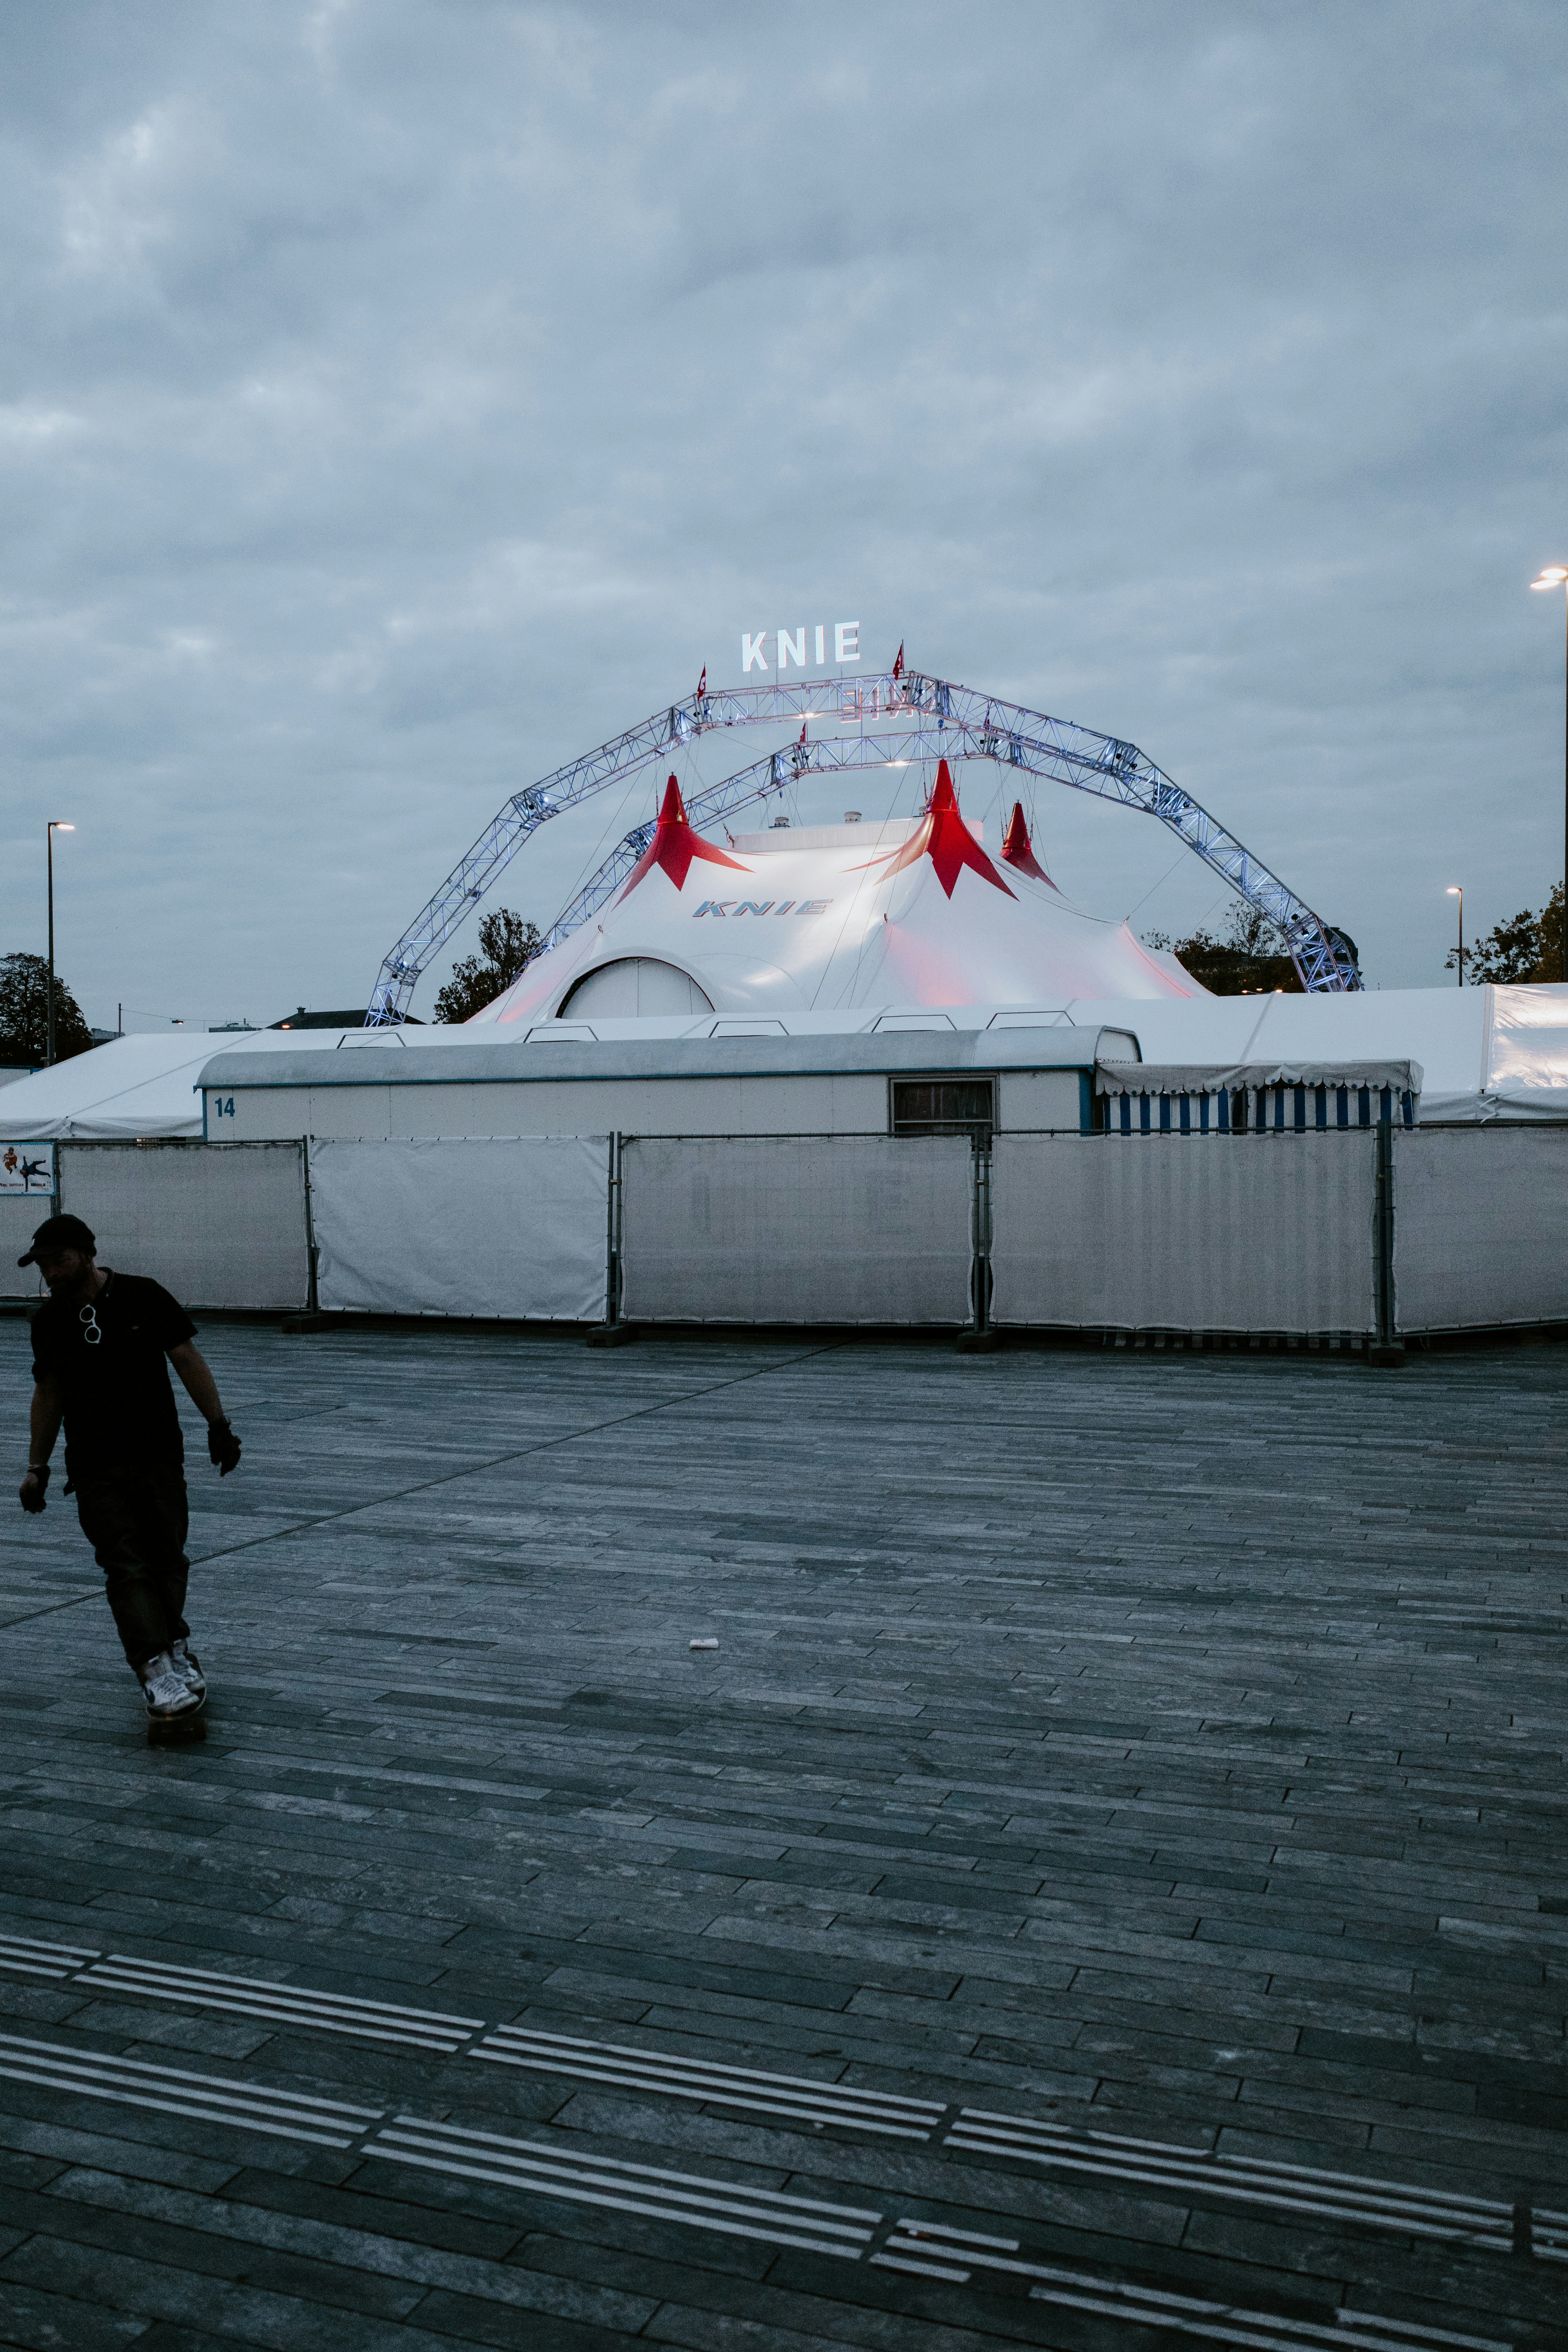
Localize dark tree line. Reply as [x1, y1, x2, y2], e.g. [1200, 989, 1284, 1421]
[1143, 905, 1305, 995]
[0, 952, 94, 1065]
[1149, 885, 1566, 993]
[434, 909, 543, 1023]
[1447, 886, 1564, 983]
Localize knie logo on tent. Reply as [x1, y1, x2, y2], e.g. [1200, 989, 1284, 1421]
[740, 622, 860, 673]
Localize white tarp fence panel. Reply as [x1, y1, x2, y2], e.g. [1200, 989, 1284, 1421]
[51, 1141, 310, 1310]
[1394, 1127, 1568, 1331]
[990, 1132, 1377, 1332]
[311, 1136, 608, 1319]
[621, 1136, 973, 1323]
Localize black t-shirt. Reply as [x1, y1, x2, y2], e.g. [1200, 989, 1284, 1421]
[31, 1271, 198, 1478]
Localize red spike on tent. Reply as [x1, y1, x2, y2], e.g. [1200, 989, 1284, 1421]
[619, 775, 749, 899]
[855, 759, 1014, 900]
[1000, 800, 1059, 889]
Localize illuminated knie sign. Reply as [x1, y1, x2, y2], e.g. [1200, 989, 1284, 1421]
[740, 622, 860, 673]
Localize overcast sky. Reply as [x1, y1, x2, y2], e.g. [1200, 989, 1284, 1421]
[1, 0, 1564, 1028]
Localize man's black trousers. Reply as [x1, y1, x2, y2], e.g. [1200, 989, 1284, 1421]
[74, 1464, 191, 1669]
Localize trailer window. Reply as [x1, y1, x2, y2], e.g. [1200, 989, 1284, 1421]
[890, 1078, 995, 1140]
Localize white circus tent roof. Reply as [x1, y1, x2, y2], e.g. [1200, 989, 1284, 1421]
[473, 764, 1205, 1030]
[0, 1027, 353, 1141]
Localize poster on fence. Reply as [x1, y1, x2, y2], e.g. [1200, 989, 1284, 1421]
[0, 1143, 56, 1197]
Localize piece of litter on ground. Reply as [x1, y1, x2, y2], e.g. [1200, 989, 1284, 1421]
[689, 1638, 719, 1651]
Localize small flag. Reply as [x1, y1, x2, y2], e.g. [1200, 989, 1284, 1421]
[696, 666, 707, 699]
[797, 721, 808, 750]
[892, 641, 904, 680]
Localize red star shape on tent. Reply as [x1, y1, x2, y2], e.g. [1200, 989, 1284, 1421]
[1000, 800, 1059, 889]
[854, 760, 1014, 899]
[619, 775, 750, 899]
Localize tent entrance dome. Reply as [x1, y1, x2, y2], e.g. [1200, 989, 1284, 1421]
[559, 958, 714, 1018]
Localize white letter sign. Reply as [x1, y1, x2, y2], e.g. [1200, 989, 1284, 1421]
[741, 632, 769, 672]
[835, 621, 860, 663]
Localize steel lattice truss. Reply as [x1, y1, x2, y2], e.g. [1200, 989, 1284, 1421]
[366, 672, 1359, 1022]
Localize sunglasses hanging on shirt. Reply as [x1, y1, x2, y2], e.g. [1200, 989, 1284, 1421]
[79, 1303, 102, 1347]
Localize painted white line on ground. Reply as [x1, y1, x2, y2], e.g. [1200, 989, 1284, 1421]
[0, 2029, 384, 2149]
[367, 2116, 880, 2258]
[472, 2026, 939, 2134]
[76, 1956, 481, 2051]
[0, 1932, 103, 1980]
[0, 1934, 1555, 2293]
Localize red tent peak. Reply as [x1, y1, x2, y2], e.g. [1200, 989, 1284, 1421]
[858, 759, 1014, 901]
[1000, 800, 1058, 889]
[926, 764, 961, 817]
[619, 774, 748, 899]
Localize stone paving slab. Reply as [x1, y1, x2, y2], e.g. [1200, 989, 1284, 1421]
[2, 1318, 1566, 2348]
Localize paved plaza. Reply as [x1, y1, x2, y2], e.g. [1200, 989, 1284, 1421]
[0, 1317, 1565, 2351]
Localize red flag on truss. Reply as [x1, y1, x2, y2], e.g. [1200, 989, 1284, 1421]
[797, 721, 807, 747]
[696, 666, 706, 699]
[892, 642, 904, 679]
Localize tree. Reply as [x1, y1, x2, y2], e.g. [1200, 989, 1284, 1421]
[433, 909, 544, 1024]
[1143, 902, 1305, 995]
[1449, 885, 1564, 983]
[0, 952, 94, 1064]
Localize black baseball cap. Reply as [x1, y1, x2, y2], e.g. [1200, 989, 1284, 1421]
[17, 1212, 96, 1268]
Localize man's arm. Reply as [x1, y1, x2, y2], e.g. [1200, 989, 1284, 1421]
[20, 1374, 64, 1512]
[168, 1342, 242, 1475]
[168, 1341, 223, 1425]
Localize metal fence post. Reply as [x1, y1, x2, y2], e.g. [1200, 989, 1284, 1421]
[587, 1130, 634, 1346]
[300, 1136, 319, 1314]
[1368, 1114, 1404, 1367]
[957, 1129, 1000, 1352]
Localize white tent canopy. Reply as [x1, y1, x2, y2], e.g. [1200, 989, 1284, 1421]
[1063, 984, 1568, 1121]
[0, 1029, 349, 1141]
[473, 768, 1204, 1031]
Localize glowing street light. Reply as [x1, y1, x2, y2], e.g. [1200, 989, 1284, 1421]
[1446, 886, 1464, 987]
[1530, 566, 1568, 980]
[46, 821, 75, 1066]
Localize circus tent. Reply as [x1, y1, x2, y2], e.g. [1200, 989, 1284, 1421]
[472, 762, 1205, 1029]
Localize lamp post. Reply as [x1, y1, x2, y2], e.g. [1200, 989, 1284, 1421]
[1529, 565, 1568, 980]
[45, 820, 74, 1066]
[1446, 885, 1464, 986]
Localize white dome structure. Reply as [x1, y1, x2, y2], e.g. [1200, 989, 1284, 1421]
[473, 762, 1204, 1030]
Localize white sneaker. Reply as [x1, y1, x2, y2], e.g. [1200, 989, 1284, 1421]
[140, 1652, 203, 1719]
[169, 1640, 206, 1700]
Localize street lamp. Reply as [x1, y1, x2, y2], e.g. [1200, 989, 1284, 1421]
[46, 821, 74, 1066]
[1529, 565, 1568, 981]
[1446, 886, 1464, 987]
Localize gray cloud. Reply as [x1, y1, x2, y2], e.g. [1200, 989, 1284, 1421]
[1, 0, 1564, 1026]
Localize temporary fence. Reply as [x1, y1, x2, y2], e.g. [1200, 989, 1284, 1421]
[4, 1139, 310, 1312]
[1392, 1128, 1568, 1334]
[2, 1126, 1564, 1340]
[618, 1136, 974, 1325]
[989, 1131, 1379, 1335]
[308, 1135, 608, 1321]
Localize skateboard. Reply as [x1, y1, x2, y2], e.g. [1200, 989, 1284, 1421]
[147, 1708, 207, 1748]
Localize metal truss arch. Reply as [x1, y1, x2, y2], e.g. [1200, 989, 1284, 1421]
[366, 672, 1359, 1022]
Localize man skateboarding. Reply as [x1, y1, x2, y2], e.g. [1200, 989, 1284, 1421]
[16, 1214, 241, 1740]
